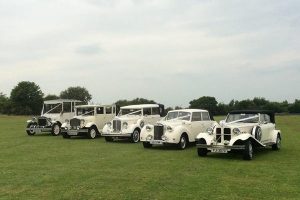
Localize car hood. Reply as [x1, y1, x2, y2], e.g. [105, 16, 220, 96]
[42, 113, 60, 121]
[113, 115, 141, 124]
[223, 122, 258, 133]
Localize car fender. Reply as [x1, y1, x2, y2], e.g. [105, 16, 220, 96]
[126, 124, 139, 133]
[27, 120, 34, 124]
[168, 126, 190, 143]
[61, 122, 68, 128]
[85, 122, 96, 128]
[140, 125, 154, 139]
[230, 133, 264, 147]
[196, 132, 214, 144]
[271, 129, 281, 143]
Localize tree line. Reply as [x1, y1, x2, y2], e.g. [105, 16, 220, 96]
[0, 81, 300, 115]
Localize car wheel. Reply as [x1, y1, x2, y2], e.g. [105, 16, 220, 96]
[26, 123, 37, 136]
[130, 129, 140, 143]
[51, 123, 61, 136]
[88, 127, 97, 139]
[197, 140, 208, 157]
[243, 140, 253, 160]
[62, 132, 71, 139]
[177, 134, 188, 150]
[254, 126, 262, 141]
[143, 142, 152, 148]
[105, 136, 113, 142]
[272, 135, 281, 150]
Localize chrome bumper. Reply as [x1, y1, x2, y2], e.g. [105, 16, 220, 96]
[102, 132, 132, 137]
[25, 127, 52, 132]
[61, 129, 89, 136]
[196, 144, 245, 150]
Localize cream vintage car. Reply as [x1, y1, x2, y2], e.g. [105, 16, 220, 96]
[102, 104, 165, 143]
[196, 110, 282, 160]
[61, 104, 116, 139]
[26, 99, 82, 136]
[140, 109, 216, 150]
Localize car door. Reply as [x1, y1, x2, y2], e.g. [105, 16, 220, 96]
[190, 112, 203, 141]
[260, 114, 275, 143]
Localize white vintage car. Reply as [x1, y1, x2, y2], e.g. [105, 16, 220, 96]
[26, 99, 82, 136]
[61, 104, 116, 139]
[196, 110, 282, 160]
[140, 109, 216, 150]
[102, 104, 165, 143]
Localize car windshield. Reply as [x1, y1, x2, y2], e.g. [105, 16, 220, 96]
[118, 109, 142, 116]
[165, 111, 191, 121]
[226, 113, 259, 123]
[43, 103, 62, 114]
[76, 107, 95, 116]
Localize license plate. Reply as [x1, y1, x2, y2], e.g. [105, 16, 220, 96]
[150, 140, 163, 145]
[211, 148, 228, 153]
[68, 130, 78, 135]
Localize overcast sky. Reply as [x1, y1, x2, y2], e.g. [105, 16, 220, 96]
[0, 0, 299, 107]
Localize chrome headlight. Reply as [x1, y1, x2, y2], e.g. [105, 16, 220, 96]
[233, 128, 241, 135]
[107, 122, 112, 127]
[146, 135, 153, 141]
[123, 122, 128, 129]
[166, 126, 173, 132]
[206, 127, 213, 135]
[161, 135, 168, 141]
[80, 119, 85, 126]
[146, 125, 152, 131]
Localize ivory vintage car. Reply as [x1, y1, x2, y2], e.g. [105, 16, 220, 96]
[26, 99, 82, 136]
[196, 110, 282, 160]
[140, 109, 216, 150]
[102, 104, 165, 143]
[61, 104, 116, 139]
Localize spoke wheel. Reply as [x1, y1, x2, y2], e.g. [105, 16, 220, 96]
[52, 123, 61, 136]
[243, 140, 253, 160]
[131, 130, 140, 143]
[88, 128, 97, 139]
[26, 123, 36, 136]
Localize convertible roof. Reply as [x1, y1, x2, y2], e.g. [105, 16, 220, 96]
[229, 110, 275, 123]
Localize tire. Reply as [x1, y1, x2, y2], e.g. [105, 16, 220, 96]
[62, 132, 71, 139]
[51, 123, 61, 136]
[243, 140, 253, 160]
[272, 135, 281, 150]
[177, 134, 188, 150]
[130, 129, 140, 143]
[87, 127, 97, 139]
[143, 142, 152, 148]
[26, 123, 37, 136]
[197, 140, 208, 157]
[105, 136, 113, 142]
[253, 126, 262, 141]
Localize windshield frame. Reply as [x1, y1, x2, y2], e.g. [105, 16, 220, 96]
[225, 113, 259, 123]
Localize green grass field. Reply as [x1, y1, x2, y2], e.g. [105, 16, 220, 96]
[0, 115, 299, 199]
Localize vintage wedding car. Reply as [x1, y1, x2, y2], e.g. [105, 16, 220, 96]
[196, 110, 282, 160]
[140, 109, 216, 149]
[25, 99, 82, 136]
[61, 104, 116, 139]
[102, 104, 164, 143]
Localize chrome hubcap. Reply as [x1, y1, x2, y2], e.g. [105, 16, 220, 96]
[181, 137, 186, 148]
[30, 125, 35, 133]
[133, 131, 139, 142]
[54, 125, 60, 135]
[91, 129, 96, 138]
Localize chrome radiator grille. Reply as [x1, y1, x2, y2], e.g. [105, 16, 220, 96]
[70, 118, 80, 127]
[154, 125, 164, 140]
[113, 120, 121, 131]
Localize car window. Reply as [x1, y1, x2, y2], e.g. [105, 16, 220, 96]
[192, 112, 202, 121]
[96, 107, 104, 114]
[264, 114, 271, 123]
[152, 107, 160, 115]
[143, 108, 151, 115]
[201, 112, 210, 121]
[63, 102, 71, 112]
[106, 106, 112, 114]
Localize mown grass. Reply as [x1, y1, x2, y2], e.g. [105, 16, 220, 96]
[0, 115, 299, 200]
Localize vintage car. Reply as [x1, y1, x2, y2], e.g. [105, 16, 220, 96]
[26, 99, 82, 136]
[102, 104, 165, 143]
[61, 104, 116, 139]
[196, 110, 282, 160]
[140, 109, 216, 150]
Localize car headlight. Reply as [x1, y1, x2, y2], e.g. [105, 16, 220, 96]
[65, 119, 69, 123]
[107, 122, 112, 127]
[233, 128, 241, 135]
[206, 127, 213, 135]
[161, 135, 168, 141]
[32, 117, 37, 122]
[146, 135, 153, 141]
[80, 119, 85, 126]
[146, 125, 152, 131]
[166, 126, 173, 132]
[123, 122, 128, 129]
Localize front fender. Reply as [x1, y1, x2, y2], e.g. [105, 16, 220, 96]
[140, 125, 154, 139]
[230, 133, 264, 147]
[61, 122, 68, 128]
[166, 126, 189, 143]
[26, 120, 34, 124]
[126, 124, 138, 133]
[196, 132, 214, 144]
[85, 122, 95, 128]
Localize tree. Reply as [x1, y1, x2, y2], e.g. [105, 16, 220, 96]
[189, 96, 218, 115]
[288, 99, 300, 113]
[44, 94, 59, 101]
[115, 98, 156, 107]
[60, 86, 92, 104]
[10, 81, 44, 115]
[0, 93, 11, 114]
